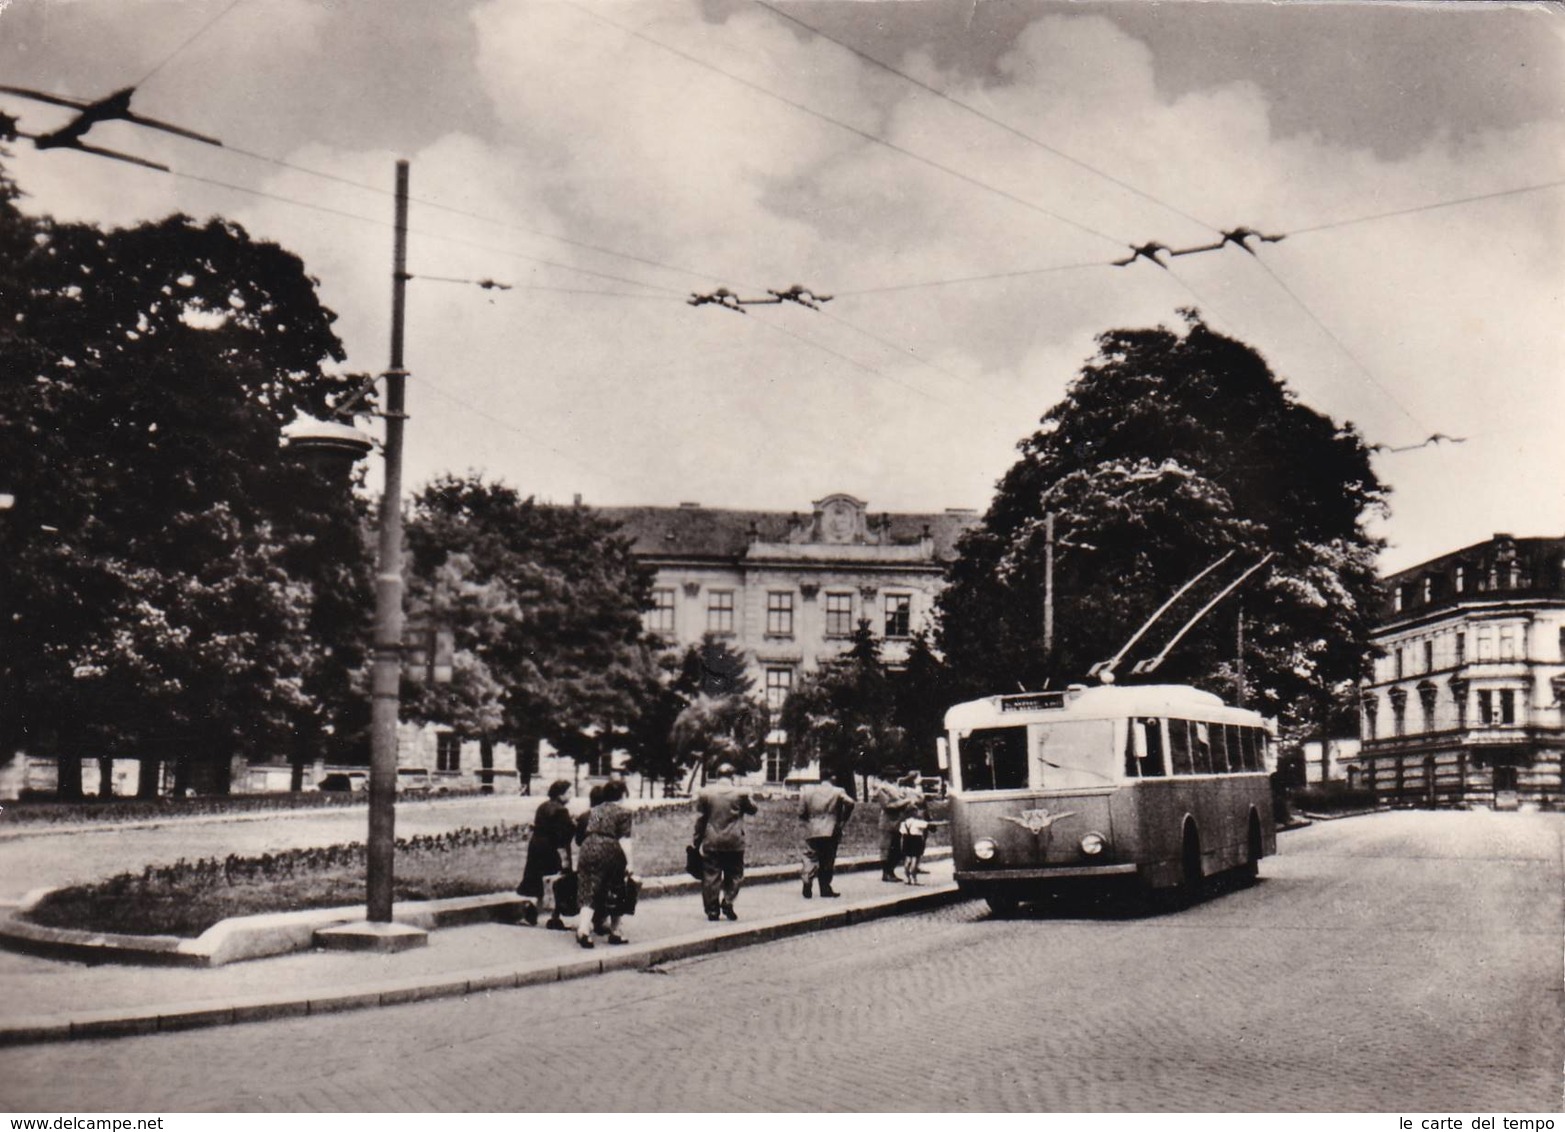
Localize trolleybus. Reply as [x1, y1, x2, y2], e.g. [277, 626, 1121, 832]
[941, 683, 1275, 913]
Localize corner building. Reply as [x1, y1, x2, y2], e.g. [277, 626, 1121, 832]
[599, 494, 979, 782]
[1355, 534, 1565, 810]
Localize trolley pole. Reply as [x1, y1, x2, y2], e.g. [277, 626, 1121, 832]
[366, 160, 410, 923]
[1042, 511, 1056, 658]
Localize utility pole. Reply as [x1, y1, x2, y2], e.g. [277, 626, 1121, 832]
[1235, 599, 1246, 707]
[367, 160, 410, 924]
[1042, 512, 1056, 659]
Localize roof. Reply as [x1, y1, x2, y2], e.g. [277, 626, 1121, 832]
[597, 504, 979, 563]
[944, 683, 1267, 730]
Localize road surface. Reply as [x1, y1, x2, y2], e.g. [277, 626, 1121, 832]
[0, 809, 1558, 1111]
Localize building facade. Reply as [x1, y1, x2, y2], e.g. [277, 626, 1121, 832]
[599, 493, 979, 783]
[1355, 534, 1565, 810]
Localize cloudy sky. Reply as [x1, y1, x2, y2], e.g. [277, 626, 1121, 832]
[1, 0, 1561, 572]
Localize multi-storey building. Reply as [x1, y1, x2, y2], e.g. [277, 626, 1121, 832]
[599, 493, 979, 783]
[1355, 534, 1565, 810]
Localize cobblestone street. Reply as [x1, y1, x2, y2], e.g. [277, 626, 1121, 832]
[1, 809, 1559, 1112]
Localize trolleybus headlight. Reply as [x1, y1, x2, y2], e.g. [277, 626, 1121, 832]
[1079, 832, 1106, 856]
[973, 837, 997, 860]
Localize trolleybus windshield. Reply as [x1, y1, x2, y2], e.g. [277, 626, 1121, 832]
[1035, 720, 1117, 789]
[958, 726, 1028, 791]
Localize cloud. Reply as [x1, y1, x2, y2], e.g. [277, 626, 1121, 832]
[0, 0, 1559, 570]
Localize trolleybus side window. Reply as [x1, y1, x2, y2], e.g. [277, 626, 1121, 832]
[1191, 721, 1213, 774]
[958, 726, 1029, 791]
[1238, 726, 1258, 770]
[1168, 718, 1193, 775]
[1124, 717, 1167, 778]
[1035, 720, 1116, 789]
[1210, 723, 1231, 773]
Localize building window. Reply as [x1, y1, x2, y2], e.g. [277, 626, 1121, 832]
[1456, 633, 1466, 665]
[436, 732, 461, 772]
[884, 594, 912, 638]
[1500, 688, 1517, 726]
[1363, 697, 1379, 740]
[825, 593, 853, 637]
[707, 590, 735, 634]
[1423, 640, 1434, 673]
[649, 588, 676, 634]
[1478, 690, 1494, 726]
[1395, 649, 1404, 680]
[1499, 629, 1516, 661]
[1476, 632, 1494, 661]
[1422, 576, 1433, 603]
[1454, 565, 1465, 593]
[765, 592, 794, 637]
[1417, 681, 1438, 731]
[764, 740, 791, 784]
[1389, 688, 1407, 737]
[1394, 585, 1405, 613]
[1451, 679, 1468, 729]
[764, 667, 793, 711]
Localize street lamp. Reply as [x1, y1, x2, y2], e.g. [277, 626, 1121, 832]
[314, 159, 426, 954]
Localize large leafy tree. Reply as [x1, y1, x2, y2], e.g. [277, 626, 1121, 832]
[0, 163, 372, 797]
[780, 621, 908, 797]
[937, 312, 1386, 734]
[402, 475, 659, 776]
[621, 635, 765, 794]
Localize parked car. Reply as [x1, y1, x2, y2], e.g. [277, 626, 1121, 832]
[396, 767, 434, 794]
[318, 771, 369, 793]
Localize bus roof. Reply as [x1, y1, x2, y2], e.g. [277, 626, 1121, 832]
[943, 683, 1270, 730]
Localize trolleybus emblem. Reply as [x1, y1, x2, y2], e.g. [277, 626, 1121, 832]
[1001, 808, 1078, 836]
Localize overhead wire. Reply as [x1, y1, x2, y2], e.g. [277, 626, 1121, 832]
[220, 142, 737, 287]
[1245, 255, 1429, 433]
[133, 0, 248, 88]
[162, 167, 687, 297]
[1287, 176, 1565, 237]
[561, 0, 1128, 248]
[755, 0, 1219, 237]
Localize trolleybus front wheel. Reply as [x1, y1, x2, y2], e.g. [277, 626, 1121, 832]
[984, 889, 1022, 918]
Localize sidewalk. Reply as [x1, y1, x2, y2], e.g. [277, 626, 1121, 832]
[0, 855, 960, 1048]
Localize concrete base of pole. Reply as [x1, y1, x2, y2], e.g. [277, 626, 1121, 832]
[313, 922, 429, 954]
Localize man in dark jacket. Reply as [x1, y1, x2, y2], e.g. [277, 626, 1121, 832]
[693, 762, 758, 921]
[799, 769, 855, 899]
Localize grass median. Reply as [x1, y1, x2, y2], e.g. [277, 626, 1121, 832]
[25, 798, 941, 938]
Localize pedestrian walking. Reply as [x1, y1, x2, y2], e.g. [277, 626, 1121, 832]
[516, 779, 575, 929]
[574, 778, 635, 948]
[874, 766, 914, 881]
[693, 761, 757, 921]
[799, 768, 855, 899]
[899, 769, 930, 882]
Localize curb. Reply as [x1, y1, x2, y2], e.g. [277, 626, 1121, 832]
[0, 881, 965, 1048]
[0, 848, 951, 968]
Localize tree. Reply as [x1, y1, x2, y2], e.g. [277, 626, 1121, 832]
[937, 312, 1386, 735]
[402, 475, 659, 777]
[889, 630, 957, 776]
[780, 621, 908, 798]
[622, 635, 765, 794]
[0, 161, 373, 797]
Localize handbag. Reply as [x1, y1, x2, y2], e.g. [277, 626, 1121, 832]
[543, 869, 580, 917]
[615, 875, 643, 917]
[685, 843, 704, 880]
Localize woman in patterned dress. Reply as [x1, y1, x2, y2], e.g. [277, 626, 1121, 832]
[574, 778, 635, 948]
